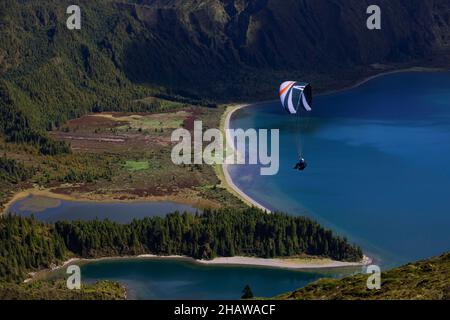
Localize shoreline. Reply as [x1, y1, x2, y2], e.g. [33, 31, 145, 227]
[219, 104, 272, 213]
[218, 66, 448, 212]
[191, 255, 372, 269]
[15, 67, 422, 284]
[1, 187, 213, 216]
[3, 66, 447, 216]
[319, 66, 446, 96]
[25, 254, 372, 283]
[215, 67, 448, 267]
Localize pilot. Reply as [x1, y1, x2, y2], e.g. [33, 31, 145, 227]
[294, 157, 307, 171]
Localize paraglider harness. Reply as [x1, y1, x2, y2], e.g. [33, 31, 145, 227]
[294, 157, 307, 171]
[278, 81, 312, 172]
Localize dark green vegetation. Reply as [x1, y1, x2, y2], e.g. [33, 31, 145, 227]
[0, 214, 68, 282]
[1, 0, 449, 207]
[0, 156, 35, 184]
[119, 0, 450, 98]
[0, 139, 118, 210]
[0, 209, 362, 282]
[0, 0, 212, 153]
[1, 0, 449, 203]
[0, 106, 245, 212]
[55, 208, 363, 261]
[276, 253, 450, 300]
[242, 285, 254, 299]
[2, 0, 450, 150]
[1, 0, 449, 300]
[0, 280, 126, 300]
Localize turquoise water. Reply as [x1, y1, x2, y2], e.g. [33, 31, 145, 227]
[8, 195, 199, 223]
[81, 258, 349, 300]
[229, 72, 450, 268]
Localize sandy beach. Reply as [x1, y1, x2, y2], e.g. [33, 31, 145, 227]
[320, 66, 446, 96]
[194, 255, 372, 269]
[25, 253, 372, 283]
[219, 104, 272, 212]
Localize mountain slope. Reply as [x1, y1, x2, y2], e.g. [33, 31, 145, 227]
[275, 253, 450, 300]
[119, 0, 450, 98]
[1, 0, 449, 145]
[0, 280, 126, 300]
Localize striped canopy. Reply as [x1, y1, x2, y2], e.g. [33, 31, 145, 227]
[279, 81, 312, 114]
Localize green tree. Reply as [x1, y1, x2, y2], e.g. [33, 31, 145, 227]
[241, 285, 254, 299]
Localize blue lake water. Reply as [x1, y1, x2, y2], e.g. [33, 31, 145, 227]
[8, 195, 199, 223]
[11, 72, 449, 299]
[229, 72, 450, 268]
[10, 195, 354, 299]
[9, 197, 352, 299]
[81, 258, 348, 300]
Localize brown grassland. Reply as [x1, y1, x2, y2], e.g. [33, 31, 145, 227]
[1, 101, 245, 213]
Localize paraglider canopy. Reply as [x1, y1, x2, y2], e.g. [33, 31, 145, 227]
[279, 81, 313, 171]
[279, 81, 312, 114]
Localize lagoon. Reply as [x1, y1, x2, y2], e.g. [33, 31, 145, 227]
[80, 258, 345, 300]
[9, 196, 361, 299]
[8, 195, 199, 223]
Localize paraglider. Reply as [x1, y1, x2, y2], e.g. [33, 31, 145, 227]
[294, 157, 307, 171]
[279, 81, 313, 171]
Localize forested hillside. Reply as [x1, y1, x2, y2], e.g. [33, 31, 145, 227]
[0, 208, 363, 282]
[1, 0, 450, 151]
[0, 0, 448, 301]
[56, 208, 363, 261]
[0, 214, 68, 282]
[276, 253, 450, 300]
[0, 280, 126, 300]
[0, 0, 155, 152]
